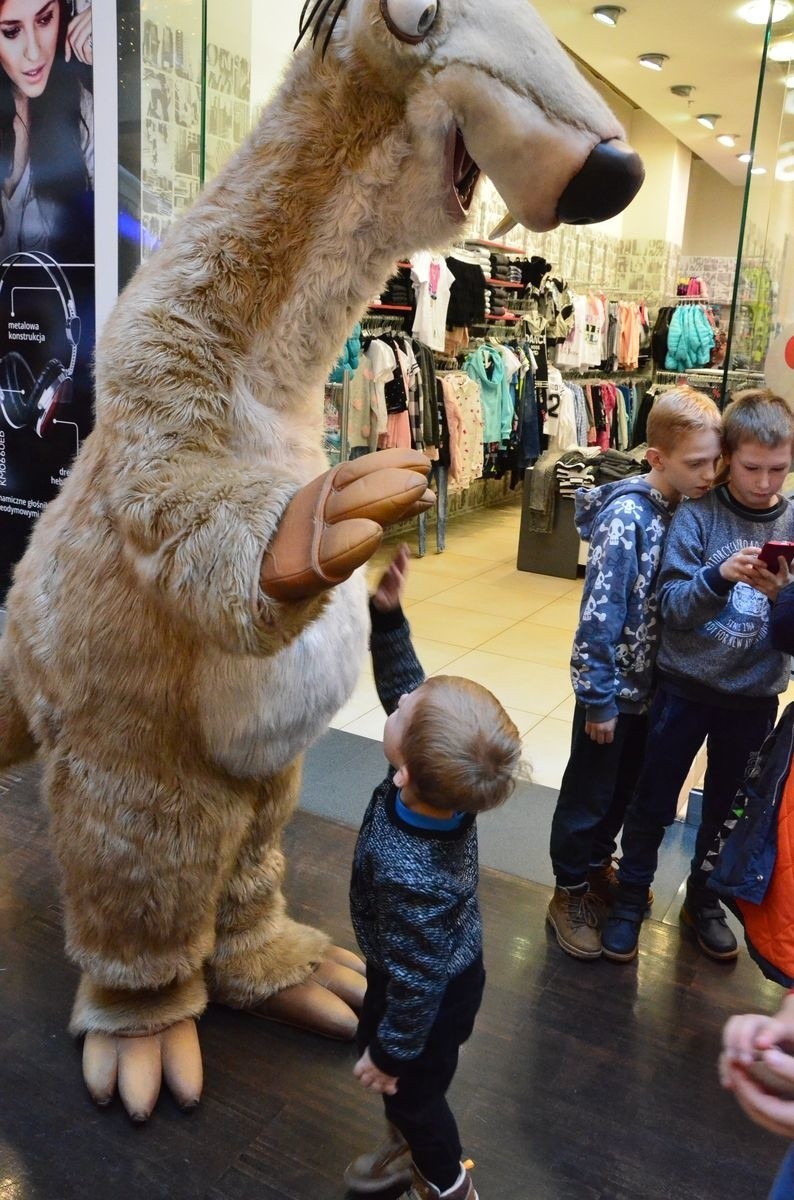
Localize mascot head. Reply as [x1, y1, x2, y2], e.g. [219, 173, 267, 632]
[296, 0, 644, 235]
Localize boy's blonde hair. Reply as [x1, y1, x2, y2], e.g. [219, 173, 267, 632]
[646, 384, 722, 453]
[403, 677, 521, 815]
[722, 388, 794, 454]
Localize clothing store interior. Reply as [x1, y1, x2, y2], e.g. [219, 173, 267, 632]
[7, 2, 794, 1198]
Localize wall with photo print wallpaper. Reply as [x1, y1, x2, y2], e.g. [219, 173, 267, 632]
[139, 0, 253, 262]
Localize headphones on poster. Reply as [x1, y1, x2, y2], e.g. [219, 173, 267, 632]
[0, 251, 81, 438]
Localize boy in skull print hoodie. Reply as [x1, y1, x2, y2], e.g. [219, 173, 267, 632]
[570, 478, 673, 720]
[547, 386, 722, 960]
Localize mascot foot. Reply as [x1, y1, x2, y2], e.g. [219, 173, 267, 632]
[325, 944, 366, 976]
[82, 1018, 203, 1122]
[253, 951, 367, 1041]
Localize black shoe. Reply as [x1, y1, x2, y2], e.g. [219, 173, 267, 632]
[680, 898, 739, 961]
[601, 884, 649, 962]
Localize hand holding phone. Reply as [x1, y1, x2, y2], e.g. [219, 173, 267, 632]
[757, 541, 794, 573]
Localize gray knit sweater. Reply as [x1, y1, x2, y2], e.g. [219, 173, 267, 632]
[349, 603, 482, 1074]
[656, 485, 794, 703]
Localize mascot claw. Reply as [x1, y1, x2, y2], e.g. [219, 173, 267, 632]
[253, 947, 367, 1041]
[83, 1018, 203, 1123]
[260, 448, 434, 602]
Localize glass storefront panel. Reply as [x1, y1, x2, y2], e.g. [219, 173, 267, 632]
[730, 3, 794, 403]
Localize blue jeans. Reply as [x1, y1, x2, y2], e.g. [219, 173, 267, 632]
[618, 685, 778, 891]
[769, 1145, 794, 1199]
[549, 704, 648, 888]
[417, 461, 448, 556]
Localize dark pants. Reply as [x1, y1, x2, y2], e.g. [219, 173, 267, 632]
[550, 704, 648, 888]
[769, 1145, 794, 1199]
[618, 685, 778, 891]
[357, 955, 485, 1193]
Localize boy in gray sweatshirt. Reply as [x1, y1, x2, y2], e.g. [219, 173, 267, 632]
[603, 390, 794, 964]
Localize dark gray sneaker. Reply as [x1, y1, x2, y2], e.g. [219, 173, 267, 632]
[344, 1124, 412, 1194]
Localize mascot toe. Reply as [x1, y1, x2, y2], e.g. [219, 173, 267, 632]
[0, 0, 643, 1121]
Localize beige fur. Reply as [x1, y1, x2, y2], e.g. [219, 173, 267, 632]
[0, 1, 635, 1038]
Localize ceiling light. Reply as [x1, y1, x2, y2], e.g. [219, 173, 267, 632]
[670, 84, 696, 97]
[739, 1, 792, 22]
[785, 74, 794, 87]
[737, 152, 753, 162]
[717, 134, 738, 147]
[751, 166, 768, 174]
[638, 53, 669, 71]
[696, 113, 721, 129]
[770, 39, 794, 60]
[592, 5, 625, 24]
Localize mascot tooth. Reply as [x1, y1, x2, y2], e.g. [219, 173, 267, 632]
[0, 0, 643, 1121]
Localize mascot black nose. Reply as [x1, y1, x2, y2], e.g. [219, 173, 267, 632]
[557, 139, 645, 225]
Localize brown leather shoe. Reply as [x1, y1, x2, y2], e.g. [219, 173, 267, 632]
[587, 857, 653, 914]
[344, 1123, 412, 1194]
[546, 885, 601, 960]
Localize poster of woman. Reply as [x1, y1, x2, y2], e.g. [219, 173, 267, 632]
[0, 0, 95, 597]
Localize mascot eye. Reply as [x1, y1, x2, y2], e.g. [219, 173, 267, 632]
[380, 0, 438, 44]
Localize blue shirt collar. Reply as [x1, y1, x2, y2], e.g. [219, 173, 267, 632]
[395, 790, 466, 831]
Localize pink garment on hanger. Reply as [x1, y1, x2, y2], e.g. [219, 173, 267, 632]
[386, 409, 411, 449]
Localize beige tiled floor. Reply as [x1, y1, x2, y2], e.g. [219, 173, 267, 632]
[333, 497, 794, 792]
[331, 498, 585, 788]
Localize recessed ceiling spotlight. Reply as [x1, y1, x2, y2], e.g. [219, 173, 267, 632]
[717, 134, 738, 147]
[739, 1, 792, 22]
[670, 84, 696, 97]
[696, 113, 721, 129]
[770, 39, 794, 60]
[638, 52, 669, 71]
[751, 166, 768, 174]
[737, 152, 753, 162]
[592, 5, 626, 24]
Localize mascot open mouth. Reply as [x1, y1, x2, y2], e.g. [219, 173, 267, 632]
[448, 127, 480, 216]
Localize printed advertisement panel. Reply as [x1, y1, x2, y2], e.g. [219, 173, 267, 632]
[0, 0, 95, 596]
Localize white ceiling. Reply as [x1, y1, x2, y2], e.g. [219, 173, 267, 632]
[529, 0, 794, 187]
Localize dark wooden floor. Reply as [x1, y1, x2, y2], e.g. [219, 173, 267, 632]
[0, 761, 786, 1200]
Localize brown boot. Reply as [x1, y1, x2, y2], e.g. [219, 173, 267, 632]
[401, 1164, 478, 1199]
[586, 858, 654, 914]
[546, 885, 601, 960]
[344, 1123, 412, 1193]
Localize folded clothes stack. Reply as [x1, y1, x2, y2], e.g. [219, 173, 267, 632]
[379, 277, 414, 306]
[596, 446, 648, 482]
[555, 450, 600, 496]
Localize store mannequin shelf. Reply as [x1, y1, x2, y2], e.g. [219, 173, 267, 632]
[484, 278, 524, 289]
[367, 303, 412, 312]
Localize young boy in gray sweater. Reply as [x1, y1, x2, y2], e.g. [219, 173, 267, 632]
[345, 546, 521, 1200]
[604, 389, 794, 964]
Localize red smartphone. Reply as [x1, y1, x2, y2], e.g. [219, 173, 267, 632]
[757, 541, 794, 572]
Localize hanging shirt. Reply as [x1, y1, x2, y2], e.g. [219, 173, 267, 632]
[411, 251, 455, 351]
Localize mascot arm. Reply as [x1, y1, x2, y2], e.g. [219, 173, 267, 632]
[114, 448, 432, 649]
[114, 455, 328, 656]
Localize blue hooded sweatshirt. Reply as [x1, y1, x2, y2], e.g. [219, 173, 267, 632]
[571, 477, 675, 722]
[463, 346, 513, 442]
